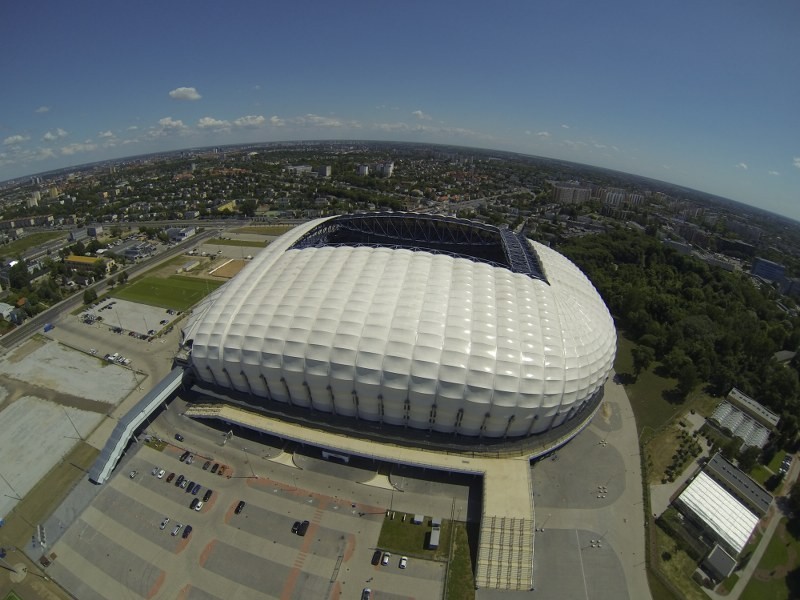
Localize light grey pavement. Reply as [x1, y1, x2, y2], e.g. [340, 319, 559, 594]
[43, 422, 450, 600]
[484, 371, 650, 600]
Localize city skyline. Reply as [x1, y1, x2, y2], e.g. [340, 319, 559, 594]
[2, 1, 798, 219]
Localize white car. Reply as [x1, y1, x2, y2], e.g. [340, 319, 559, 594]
[151, 467, 159, 476]
[194, 501, 204, 512]
[159, 517, 170, 530]
[171, 523, 183, 536]
[399, 556, 408, 569]
[129, 470, 137, 479]
[381, 552, 391, 566]
[157, 469, 165, 479]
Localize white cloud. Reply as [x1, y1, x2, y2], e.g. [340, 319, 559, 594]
[269, 115, 286, 126]
[97, 130, 115, 139]
[127, 125, 139, 131]
[412, 110, 432, 121]
[35, 106, 50, 113]
[374, 122, 411, 132]
[233, 115, 266, 128]
[34, 148, 56, 160]
[794, 157, 800, 170]
[292, 114, 346, 128]
[561, 124, 570, 129]
[253, 84, 261, 90]
[736, 162, 748, 170]
[42, 128, 68, 141]
[3, 134, 29, 145]
[768, 170, 780, 176]
[60, 142, 97, 156]
[159, 117, 186, 129]
[524, 130, 531, 136]
[536, 131, 551, 137]
[147, 117, 188, 139]
[168, 86, 202, 101]
[197, 117, 231, 130]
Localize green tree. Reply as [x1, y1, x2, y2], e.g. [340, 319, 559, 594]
[83, 288, 97, 304]
[631, 345, 655, 378]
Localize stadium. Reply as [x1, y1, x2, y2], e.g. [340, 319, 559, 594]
[181, 212, 616, 448]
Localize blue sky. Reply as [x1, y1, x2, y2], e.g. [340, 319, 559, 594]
[2, 1, 799, 219]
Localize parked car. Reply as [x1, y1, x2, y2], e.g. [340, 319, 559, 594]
[203, 489, 213, 502]
[297, 520, 310, 536]
[129, 470, 137, 479]
[194, 501, 204, 512]
[166, 472, 175, 483]
[361, 588, 372, 600]
[191, 483, 201, 495]
[190, 498, 199, 510]
[157, 469, 165, 479]
[179, 451, 190, 462]
[159, 517, 170, 530]
[151, 467, 159, 476]
[292, 521, 301, 534]
[180, 479, 189, 489]
[171, 523, 182, 536]
[186, 454, 194, 465]
[203, 460, 211, 470]
[210, 463, 219, 474]
[175, 475, 185, 487]
[175, 433, 184, 442]
[371, 549, 381, 565]
[185, 481, 195, 493]
[182, 525, 192, 539]
[399, 556, 408, 569]
[381, 552, 391, 566]
[235, 500, 246, 514]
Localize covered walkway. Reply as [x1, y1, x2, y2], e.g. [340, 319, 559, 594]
[88, 367, 184, 484]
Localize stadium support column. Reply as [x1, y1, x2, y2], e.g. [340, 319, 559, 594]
[327, 385, 337, 415]
[503, 415, 516, 439]
[241, 370, 254, 397]
[352, 390, 359, 420]
[259, 374, 273, 400]
[206, 366, 220, 387]
[221, 367, 234, 389]
[280, 377, 293, 405]
[303, 381, 313, 410]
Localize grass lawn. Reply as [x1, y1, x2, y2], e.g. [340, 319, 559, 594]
[232, 225, 294, 236]
[740, 519, 799, 600]
[0, 231, 65, 258]
[615, 336, 681, 437]
[111, 276, 223, 310]
[1, 442, 98, 547]
[446, 522, 476, 600]
[653, 529, 707, 600]
[615, 335, 719, 441]
[750, 464, 773, 486]
[209, 238, 267, 248]
[377, 514, 451, 561]
[3, 592, 24, 600]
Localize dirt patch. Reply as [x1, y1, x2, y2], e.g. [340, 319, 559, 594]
[6, 336, 46, 363]
[208, 259, 247, 279]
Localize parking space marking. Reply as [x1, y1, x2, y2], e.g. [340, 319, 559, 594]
[198, 539, 217, 568]
[280, 504, 327, 600]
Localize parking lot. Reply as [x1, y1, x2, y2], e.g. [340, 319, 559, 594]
[46, 441, 446, 599]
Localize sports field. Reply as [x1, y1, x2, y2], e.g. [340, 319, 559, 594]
[112, 276, 224, 310]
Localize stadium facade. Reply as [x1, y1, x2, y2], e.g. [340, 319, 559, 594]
[181, 213, 616, 442]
